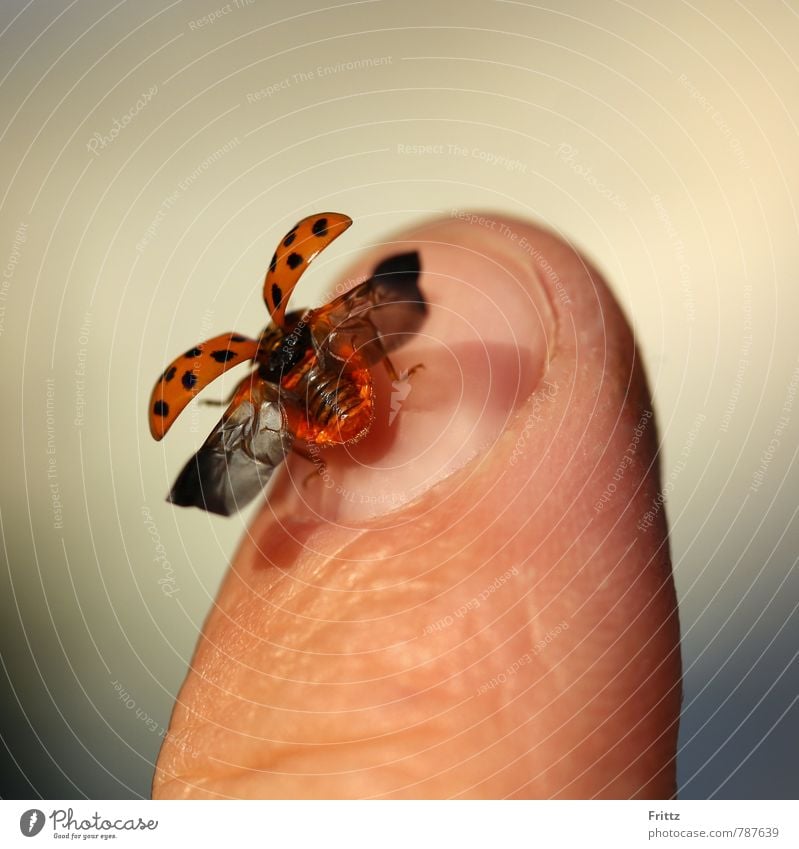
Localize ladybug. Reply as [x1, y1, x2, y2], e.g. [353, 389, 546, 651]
[148, 212, 426, 515]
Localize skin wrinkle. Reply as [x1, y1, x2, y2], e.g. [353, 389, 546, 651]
[153, 214, 681, 799]
[218, 688, 498, 786]
[170, 496, 648, 780]
[178, 588, 652, 788]
[191, 536, 672, 780]
[159, 616, 672, 796]
[164, 576, 524, 788]
[438, 571, 671, 797]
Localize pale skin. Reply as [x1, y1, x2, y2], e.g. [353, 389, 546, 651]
[152, 213, 682, 799]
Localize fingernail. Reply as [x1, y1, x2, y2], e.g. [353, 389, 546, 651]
[272, 212, 557, 524]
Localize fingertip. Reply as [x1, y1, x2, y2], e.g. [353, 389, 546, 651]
[162, 213, 680, 800]
[271, 212, 561, 524]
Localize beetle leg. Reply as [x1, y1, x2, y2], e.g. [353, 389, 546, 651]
[384, 357, 424, 382]
[199, 383, 241, 407]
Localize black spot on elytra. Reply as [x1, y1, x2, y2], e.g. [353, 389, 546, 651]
[163, 366, 177, 382]
[283, 232, 296, 247]
[286, 252, 303, 269]
[269, 253, 277, 273]
[230, 334, 247, 342]
[211, 349, 237, 363]
[312, 217, 328, 237]
[182, 370, 197, 390]
[271, 283, 282, 309]
[184, 347, 202, 358]
[153, 400, 169, 417]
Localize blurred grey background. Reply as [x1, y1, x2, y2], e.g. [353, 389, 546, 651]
[1, 0, 797, 798]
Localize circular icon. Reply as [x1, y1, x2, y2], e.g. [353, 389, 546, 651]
[19, 809, 45, 837]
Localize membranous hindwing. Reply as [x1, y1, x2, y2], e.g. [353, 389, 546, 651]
[311, 251, 426, 367]
[149, 214, 429, 516]
[167, 379, 296, 516]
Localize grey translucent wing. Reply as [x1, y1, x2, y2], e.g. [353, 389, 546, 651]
[312, 251, 426, 366]
[167, 380, 295, 516]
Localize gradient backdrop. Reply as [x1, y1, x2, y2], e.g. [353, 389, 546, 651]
[0, 0, 797, 798]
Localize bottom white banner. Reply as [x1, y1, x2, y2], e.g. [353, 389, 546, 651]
[1, 800, 795, 848]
